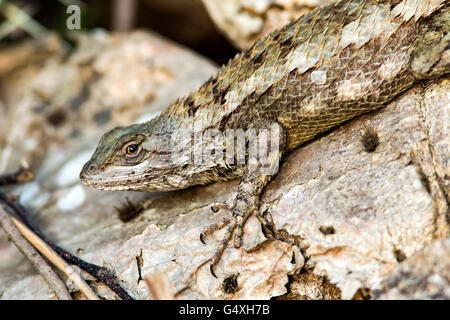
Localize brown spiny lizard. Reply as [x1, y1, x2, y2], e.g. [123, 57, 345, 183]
[80, 0, 450, 277]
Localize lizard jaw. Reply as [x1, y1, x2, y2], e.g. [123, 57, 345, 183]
[79, 170, 182, 192]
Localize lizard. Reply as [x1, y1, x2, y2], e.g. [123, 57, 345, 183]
[80, 0, 450, 277]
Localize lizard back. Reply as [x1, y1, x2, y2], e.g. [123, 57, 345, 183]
[156, 0, 446, 150]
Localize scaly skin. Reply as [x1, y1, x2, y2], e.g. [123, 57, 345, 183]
[80, 0, 450, 276]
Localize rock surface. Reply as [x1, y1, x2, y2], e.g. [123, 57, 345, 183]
[373, 237, 450, 300]
[201, 0, 333, 49]
[0, 30, 449, 300]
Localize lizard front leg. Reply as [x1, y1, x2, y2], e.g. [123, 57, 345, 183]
[200, 121, 294, 277]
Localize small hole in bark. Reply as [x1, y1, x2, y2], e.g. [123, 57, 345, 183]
[47, 109, 67, 127]
[360, 125, 379, 153]
[394, 249, 407, 263]
[319, 225, 335, 235]
[222, 274, 239, 294]
[114, 197, 142, 222]
[291, 252, 296, 264]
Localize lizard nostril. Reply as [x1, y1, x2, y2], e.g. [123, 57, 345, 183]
[85, 164, 96, 173]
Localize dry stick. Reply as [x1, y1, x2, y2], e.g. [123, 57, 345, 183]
[0, 166, 133, 300]
[0, 166, 34, 186]
[9, 214, 100, 300]
[0, 206, 72, 300]
[0, 192, 134, 300]
[144, 273, 175, 300]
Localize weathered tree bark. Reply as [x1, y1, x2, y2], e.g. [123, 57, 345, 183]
[0, 30, 448, 299]
[373, 237, 450, 300]
[201, 0, 334, 49]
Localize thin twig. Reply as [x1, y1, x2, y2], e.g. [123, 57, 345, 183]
[0, 2, 46, 40]
[144, 273, 175, 300]
[0, 191, 134, 300]
[0, 166, 34, 186]
[9, 214, 100, 300]
[0, 206, 72, 300]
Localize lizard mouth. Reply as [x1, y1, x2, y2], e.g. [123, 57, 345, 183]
[79, 165, 141, 191]
[79, 170, 175, 192]
[79, 174, 130, 191]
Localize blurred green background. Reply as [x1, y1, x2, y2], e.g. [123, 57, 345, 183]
[0, 0, 237, 64]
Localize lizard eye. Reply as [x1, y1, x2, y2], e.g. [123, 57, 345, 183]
[126, 144, 139, 155]
[122, 141, 142, 160]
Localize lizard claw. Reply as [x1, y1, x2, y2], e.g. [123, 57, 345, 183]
[210, 264, 218, 278]
[199, 232, 206, 244]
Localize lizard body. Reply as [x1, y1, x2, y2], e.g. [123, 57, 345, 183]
[80, 0, 450, 275]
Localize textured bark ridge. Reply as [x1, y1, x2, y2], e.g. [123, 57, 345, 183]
[0, 30, 448, 297]
[373, 238, 450, 300]
[0, 1, 449, 300]
[201, 0, 335, 49]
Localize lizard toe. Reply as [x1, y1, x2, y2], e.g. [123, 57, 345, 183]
[209, 219, 238, 277]
[200, 216, 232, 244]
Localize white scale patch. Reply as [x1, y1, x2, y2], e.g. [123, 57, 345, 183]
[392, 0, 444, 21]
[311, 70, 327, 84]
[377, 52, 408, 81]
[336, 77, 374, 101]
[339, 4, 393, 51]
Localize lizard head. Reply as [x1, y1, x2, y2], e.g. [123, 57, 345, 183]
[79, 120, 199, 192]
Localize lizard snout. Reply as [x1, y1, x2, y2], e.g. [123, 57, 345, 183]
[79, 159, 100, 182]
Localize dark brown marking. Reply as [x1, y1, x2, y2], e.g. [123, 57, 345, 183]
[393, 249, 407, 263]
[212, 89, 228, 105]
[46, 109, 67, 127]
[222, 273, 239, 294]
[390, 0, 403, 10]
[114, 197, 142, 222]
[280, 36, 294, 48]
[253, 51, 266, 65]
[360, 126, 380, 152]
[186, 97, 200, 116]
[319, 225, 336, 235]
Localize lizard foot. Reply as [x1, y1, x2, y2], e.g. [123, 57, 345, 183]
[199, 197, 305, 277]
[200, 120, 286, 277]
[200, 202, 254, 278]
[199, 202, 232, 244]
[200, 205, 305, 277]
